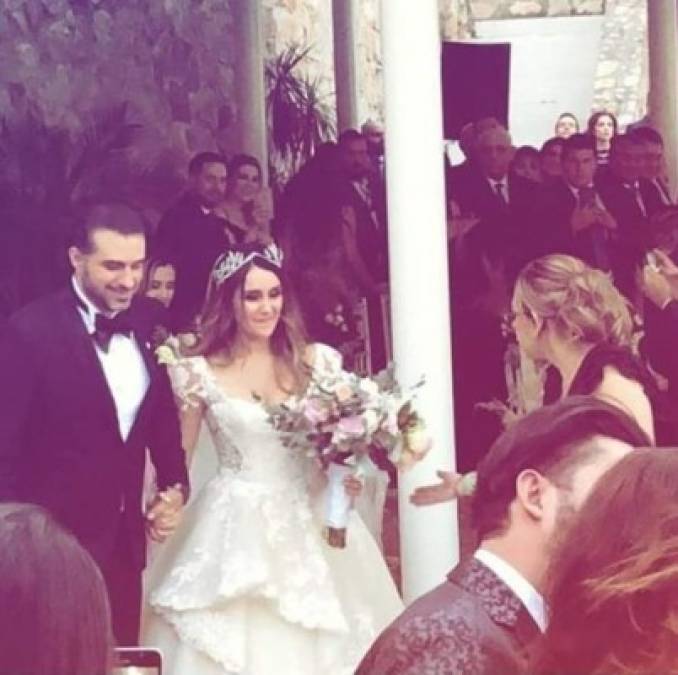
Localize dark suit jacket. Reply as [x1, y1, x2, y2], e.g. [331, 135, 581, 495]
[356, 557, 541, 675]
[0, 289, 189, 570]
[155, 192, 231, 332]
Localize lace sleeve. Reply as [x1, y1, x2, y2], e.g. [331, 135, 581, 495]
[167, 357, 207, 411]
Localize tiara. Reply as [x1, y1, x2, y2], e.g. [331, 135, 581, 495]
[212, 243, 284, 286]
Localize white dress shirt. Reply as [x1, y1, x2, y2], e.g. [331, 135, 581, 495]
[474, 548, 547, 633]
[72, 278, 150, 441]
[487, 176, 510, 205]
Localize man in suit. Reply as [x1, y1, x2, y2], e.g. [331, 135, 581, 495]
[527, 133, 618, 271]
[632, 125, 674, 206]
[0, 204, 189, 645]
[356, 396, 649, 675]
[155, 151, 229, 332]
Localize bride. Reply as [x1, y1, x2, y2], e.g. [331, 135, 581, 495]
[142, 242, 403, 674]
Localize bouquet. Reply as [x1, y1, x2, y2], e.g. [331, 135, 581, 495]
[267, 364, 431, 548]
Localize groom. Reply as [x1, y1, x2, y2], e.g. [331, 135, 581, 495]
[0, 204, 189, 645]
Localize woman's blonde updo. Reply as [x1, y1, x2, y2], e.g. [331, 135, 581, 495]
[514, 254, 634, 348]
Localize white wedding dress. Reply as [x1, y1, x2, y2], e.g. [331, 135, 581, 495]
[142, 344, 403, 675]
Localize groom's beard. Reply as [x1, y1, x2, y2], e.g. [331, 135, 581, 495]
[79, 270, 137, 315]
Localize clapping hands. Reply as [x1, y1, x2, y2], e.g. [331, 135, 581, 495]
[640, 249, 678, 309]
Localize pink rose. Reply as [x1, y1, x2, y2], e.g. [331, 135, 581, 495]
[303, 398, 330, 425]
[337, 415, 364, 437]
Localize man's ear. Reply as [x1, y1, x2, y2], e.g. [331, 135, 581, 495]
[68, 246, 83, 271]
[515, 469, 548, 522]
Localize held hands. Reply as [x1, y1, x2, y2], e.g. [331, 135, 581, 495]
[146, 485, 185, 543]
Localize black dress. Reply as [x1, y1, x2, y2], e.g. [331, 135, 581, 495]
[545, 343, 671, 444]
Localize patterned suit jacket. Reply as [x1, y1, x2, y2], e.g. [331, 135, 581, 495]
[355, 557, 541, 675]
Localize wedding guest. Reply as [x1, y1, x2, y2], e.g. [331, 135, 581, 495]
[512, 254, 658, 441]
[539, 136, 565, 184]
[0, 204, 189, 645]
[639, 246, 678, 405]
[0, 503, 113, 675]
[357, 396, 648, 674]
[554, 112, 579, 139]
[213, 153, 273, 245]
[510, 145, 541, 183]
[155, 151, 230, 331]
[631, 125, 673, 205]
[532, 449, 678, 675]
[143, 257, 176, 309]
[587, 110, 618, 166]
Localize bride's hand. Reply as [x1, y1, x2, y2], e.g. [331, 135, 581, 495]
[410, 470, 464, 506]
[146, 487, 184, 542]
[343, 474, 363, 498]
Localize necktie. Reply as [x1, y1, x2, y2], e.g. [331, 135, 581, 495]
[93, 312, 133, 352]
[494, 182, 508, 206]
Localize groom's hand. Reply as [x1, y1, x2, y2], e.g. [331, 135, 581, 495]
[146, 485, 184, 542]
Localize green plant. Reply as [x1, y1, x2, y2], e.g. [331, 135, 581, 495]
[265, 43, 336, 186]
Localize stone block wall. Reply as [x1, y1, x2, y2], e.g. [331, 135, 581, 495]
[0, 0, 237, 170]
[469, 0, 605, 20]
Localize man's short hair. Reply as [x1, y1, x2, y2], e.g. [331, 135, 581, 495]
[70, 203, 146, 252]
[540, 136, 566, 155]
[188, 151, 227, 176]
[472, 396, 650, 540]
[562, 133, 596, 161]
[609, 132, 644, 156]
[628, 126, 664, 146]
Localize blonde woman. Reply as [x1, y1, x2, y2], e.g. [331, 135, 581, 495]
[412, 254, 658, 507]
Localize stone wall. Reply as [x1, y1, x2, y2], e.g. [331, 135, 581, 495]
[0, 0, 237, 170]
[469, 0, 605, 20]
[591, 0, 647, 127]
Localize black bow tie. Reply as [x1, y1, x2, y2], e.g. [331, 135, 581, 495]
[92, 312, 133, 352]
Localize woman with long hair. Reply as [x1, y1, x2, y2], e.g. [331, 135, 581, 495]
[142, 242, 402, 675]
[214, 154, 273, 245]
[532, 449, 678, 674]
[0, 503, 112, 675]
[142, 256, 177, 309]
[510, 254, 655, 440]
[412, 254, 659, 507]
[587, 110, 619, 167]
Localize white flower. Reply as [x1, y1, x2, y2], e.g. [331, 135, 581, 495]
[405, 426, 432, 456]
[359, 377, 379, 397]
[363, 409, 380, 435]
[155, 344, 178, 366]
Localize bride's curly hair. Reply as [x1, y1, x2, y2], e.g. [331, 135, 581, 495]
[532, 449, 678, 675]
[513, 254, 634, 348]
[187, 244, 311, 395]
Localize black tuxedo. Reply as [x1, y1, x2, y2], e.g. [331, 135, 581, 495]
[356, 557, 541, 674]
[155, 193, 232, 332]
[0, 289, 188, 644]
[449, 168, 539, 282]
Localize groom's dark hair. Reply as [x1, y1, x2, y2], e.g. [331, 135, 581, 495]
[472, 395, 650, 540]
[71, 203, 147, 252]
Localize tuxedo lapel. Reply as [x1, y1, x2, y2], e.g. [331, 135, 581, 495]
[449, 558, 542, 651]
[55, 290, 123, 442]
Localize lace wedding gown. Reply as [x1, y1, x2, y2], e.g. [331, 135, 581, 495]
[142, 344, 403, 675]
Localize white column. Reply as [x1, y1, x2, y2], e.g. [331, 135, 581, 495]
[647, 0, 678, 196]
[332, 0, 360, 132]
[381, 0, 458, 603]
[233, 0, 269, 183]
